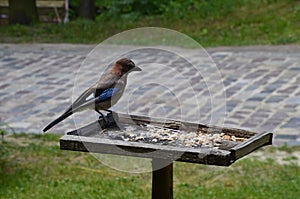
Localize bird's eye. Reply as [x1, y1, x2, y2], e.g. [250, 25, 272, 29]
[130, 62, 134, 66]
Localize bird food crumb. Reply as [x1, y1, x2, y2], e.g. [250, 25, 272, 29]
[105, 124, 247, 149]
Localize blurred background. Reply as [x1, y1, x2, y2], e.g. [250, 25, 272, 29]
[0, 0, 299, 46]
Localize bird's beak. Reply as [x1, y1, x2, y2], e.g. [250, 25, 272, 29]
[132, 66, 142, 72]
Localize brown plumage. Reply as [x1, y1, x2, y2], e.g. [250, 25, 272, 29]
[43, 58, 141, 132]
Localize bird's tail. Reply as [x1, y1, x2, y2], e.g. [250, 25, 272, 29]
[43, 109, 73, 132]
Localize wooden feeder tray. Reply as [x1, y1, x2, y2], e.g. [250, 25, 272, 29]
[59, 112, 273, 198]
[60, 112, 272, 166]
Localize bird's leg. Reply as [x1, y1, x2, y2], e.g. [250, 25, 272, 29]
[104, 109, 113, 115]
[96, 109, 104, 118]
[95, 109, 108, 124]
[104, 109, 116, 127]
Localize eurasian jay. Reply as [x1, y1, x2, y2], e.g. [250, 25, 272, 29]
[43, 58, 141, 132]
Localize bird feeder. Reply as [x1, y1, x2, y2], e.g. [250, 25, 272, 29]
[60, 112, 272, 199]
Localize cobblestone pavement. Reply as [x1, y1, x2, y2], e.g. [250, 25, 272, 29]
[0, 44, 299, 146]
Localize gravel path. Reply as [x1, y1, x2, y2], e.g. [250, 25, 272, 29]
[0, 44, 299, 146]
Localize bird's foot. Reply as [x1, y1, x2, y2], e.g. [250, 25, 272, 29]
[98, 115, 109, 123]
[103, 109, 114, 121]
[96, 110, 115, 128]
[96, 110, 111, 128]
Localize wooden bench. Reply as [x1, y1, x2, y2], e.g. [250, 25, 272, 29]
[0, 0, 69, 24]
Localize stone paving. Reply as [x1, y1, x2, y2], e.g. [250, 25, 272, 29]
[0, 44, 299, 146]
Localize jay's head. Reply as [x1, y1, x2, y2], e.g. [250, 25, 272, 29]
[111, 58, 141, 77]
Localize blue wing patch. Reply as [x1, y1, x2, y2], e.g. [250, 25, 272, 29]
[98, 88, 119, 102]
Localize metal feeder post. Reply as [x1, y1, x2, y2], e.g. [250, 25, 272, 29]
[152, 159, 173, 199]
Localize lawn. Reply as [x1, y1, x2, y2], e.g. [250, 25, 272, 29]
[0, 133, 299, 199]
[0, 1, 300, 198]
[0, 0, 299, 47]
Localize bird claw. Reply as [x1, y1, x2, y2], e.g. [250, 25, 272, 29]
[97, 111, 111, 129]
[97, 110, 115, 129]
[98, 114, 109, 123]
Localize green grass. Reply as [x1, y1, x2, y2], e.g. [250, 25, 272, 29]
[0, 133, 299, 199]
[0, 0, 299, 47]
